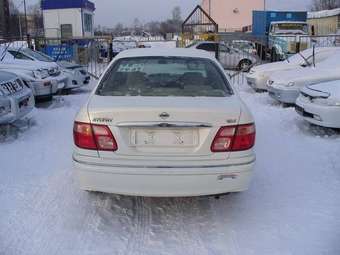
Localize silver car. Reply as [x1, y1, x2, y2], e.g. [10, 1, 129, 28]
[188, 41, 258, 71]
[0, 71, 35, 124]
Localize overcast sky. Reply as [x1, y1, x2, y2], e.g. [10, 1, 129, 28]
[16, 0, 313, 26]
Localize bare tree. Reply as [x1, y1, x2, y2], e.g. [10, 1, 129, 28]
[311, 0, 340, 10]
[172, 6, 182, 22]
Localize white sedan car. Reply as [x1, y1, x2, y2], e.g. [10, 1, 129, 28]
[246, 47, 340, 91]
[296, 80, 340, 128]
[267, 52, 340, 104]
[5, 47, 90, 90]
[73, 48, 256, 197]
[188, 41, 258, 71]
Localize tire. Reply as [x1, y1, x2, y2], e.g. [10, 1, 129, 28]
[271, 49, 278, 62]
[238, 59, 252, 72]
[35, 95, 53, 102]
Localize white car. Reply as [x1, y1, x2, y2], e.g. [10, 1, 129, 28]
[231, 40, 257, 55]
[0, 71, 35, 124]
[1, 47, 68, 90]
[296, 80, 340, 128]
[73, 48, 256, 197]
[188, 41, 258, 71]
[266, 52, 340, 104]
[246, 47, 340, 91]
[0, 61, 59, 100]
[12, 48, 91, 89]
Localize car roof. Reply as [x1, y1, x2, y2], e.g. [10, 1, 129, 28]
[115, 48, 217, 61]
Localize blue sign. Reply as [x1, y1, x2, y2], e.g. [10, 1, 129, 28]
[43, 45, 74, 61]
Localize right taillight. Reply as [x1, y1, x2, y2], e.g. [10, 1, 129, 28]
[211, 123, 256, 152]
[73, 122, 118, 151]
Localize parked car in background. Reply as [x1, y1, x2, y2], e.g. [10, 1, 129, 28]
[296, 80, 340, 128]
[0, 61, 59, 101]
[112, 40, 138, 57]
[0, 71, 35, 124]
[4, 47, 90, 90]
[246, 47, 340, 91]
[231, 40, 257, 55]
[266, 53, 340, 104]
[73, 48, 256, 197]
[187, 41, 258, 71]
[1, 47, 68, 91]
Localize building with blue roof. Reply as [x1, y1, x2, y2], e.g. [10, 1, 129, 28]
[41, 0, 95, 38]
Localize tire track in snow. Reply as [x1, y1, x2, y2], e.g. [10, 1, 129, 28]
[124, 197, 152, 255]
[169, 197, 213, 255]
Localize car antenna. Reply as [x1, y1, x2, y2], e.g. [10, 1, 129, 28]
[312, 44, 316, 67]
[0, 42, 12, 61]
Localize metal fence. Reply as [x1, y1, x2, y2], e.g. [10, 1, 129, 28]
[1, 34, 340, 86]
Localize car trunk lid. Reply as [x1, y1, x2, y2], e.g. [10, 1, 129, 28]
[88, 95, 241, 158]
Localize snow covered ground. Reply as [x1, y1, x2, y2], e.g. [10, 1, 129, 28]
[0, 80, 339, 255]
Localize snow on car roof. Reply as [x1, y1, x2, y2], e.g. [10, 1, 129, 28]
[308, 8, 340, 19]
[115, 48, 216, 60]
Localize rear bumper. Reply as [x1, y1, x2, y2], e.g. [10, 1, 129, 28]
[30, 79, 58, 97]
[0, 90, 35, 124]
[246, 74, 267, 91]
[65, 74, 91, 89]
[52, 75, 69, 90]
[268, 85, 299, 104]
[73, 155, 255, 197]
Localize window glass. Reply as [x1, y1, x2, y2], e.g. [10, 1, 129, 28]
[61, 24, 73, 38]
[197, 43, 217, 52]
[22, 48, 54, 62]
[84, 13, 93, 32]
[8, 50, 33, 60]
[97, 57, 232, 97]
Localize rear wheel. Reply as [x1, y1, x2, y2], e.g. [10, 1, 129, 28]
[271, 48, 279, 62]
[238, 59, 252, 72]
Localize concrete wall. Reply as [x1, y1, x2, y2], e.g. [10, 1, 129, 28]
[201, 0, 264, 32]
[43, 8, 94, 38]
[308, 15, 340, 36]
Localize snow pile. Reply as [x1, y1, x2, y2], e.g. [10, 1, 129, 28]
[0, 80, 339, 255]
[308, 8, 340, 19]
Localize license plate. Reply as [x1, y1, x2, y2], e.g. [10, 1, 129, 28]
[130, 129, 198, 147]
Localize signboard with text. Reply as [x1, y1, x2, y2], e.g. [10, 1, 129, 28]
[43, 45, 74, 61]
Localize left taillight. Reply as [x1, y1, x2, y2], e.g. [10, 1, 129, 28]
[73, 122, 118, 151]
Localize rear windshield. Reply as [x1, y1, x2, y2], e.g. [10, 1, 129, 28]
[96, 57, 233, 97]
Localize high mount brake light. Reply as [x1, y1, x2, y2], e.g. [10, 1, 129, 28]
[73, 122, 118, 151]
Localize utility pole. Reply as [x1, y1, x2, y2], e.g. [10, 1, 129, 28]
[209, 0, 211, 16]
[264, 0, 266, 11]
[23, 0, 28, 36]
[18, 14, 23, 39]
